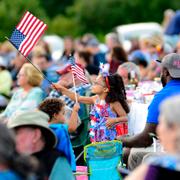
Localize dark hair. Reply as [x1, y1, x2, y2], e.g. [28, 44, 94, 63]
[38, 98, 65, 120]
[133, 58, 148, 68]
[0, 66, 6, 70]
[111, 46, 128, 63]
[78, 51, 92, 65]
[105, 74, 129, 113]
[0, 123, 37, 179]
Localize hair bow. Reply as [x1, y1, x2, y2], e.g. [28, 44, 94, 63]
[99, 63, 109, 77]
[99, 63, 110, 90]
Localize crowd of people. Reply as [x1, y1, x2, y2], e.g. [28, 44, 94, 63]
[0, 9, 179, 180]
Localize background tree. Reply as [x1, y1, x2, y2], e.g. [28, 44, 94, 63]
[67, 0, 179, 37]
[0, 0, 47, 41]
[0, 0, 179, 41]
[39, 0, 74, 18]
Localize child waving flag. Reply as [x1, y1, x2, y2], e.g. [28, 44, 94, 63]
[53, 63, 129, 142]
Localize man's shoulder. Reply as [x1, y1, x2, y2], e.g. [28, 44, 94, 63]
[154, 83, 180, 101]
[50, 124, 68, 133]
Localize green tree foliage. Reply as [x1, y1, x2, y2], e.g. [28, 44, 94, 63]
[39, 0, 74, 18]
[69, 0, 179, 35]
[0, 0, 179, 40]
[48, 0, 179, 38]
[0, 0, 48, 41]
[48, 15, 79, 37]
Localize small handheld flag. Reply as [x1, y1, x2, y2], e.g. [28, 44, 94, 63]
[69, 56, 88, 84]
[6, 11, 60, 91]
[9, 11, 47, 57]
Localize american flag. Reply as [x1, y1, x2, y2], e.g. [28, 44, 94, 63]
[9, 11, 47, 57]
[69, 56, 88, 84]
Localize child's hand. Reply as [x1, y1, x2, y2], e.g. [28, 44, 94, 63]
[106, 117, 116, 129]
[73, 103, 80, 112]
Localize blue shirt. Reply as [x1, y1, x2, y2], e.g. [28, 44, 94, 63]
[93, 52, 106, 67]
[0, 170, 22, 180]
[147, 80, 180, 124]
[50, 124, 76, 172]
[165, 10, 180, 35]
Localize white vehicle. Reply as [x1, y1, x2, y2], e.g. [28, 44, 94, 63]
[115, 22, 163, 51]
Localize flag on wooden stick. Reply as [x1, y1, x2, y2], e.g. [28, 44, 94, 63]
[9, 11, 47, 57]
[69, 56, 88, 84]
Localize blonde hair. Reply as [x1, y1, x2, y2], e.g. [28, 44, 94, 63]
[32, 46, 47, 57]
[21, 63, 43, 87]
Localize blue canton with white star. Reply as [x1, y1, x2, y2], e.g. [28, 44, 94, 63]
[69, 56, 76, 66]
[10, 28, 26, 49]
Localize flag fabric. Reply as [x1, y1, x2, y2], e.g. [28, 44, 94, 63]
[69, 56, 88, 84]
[9, 11, 47, 57]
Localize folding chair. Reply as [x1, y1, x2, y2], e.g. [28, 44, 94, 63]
[84, 140, 123, 180]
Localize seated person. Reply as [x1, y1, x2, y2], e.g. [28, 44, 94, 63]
[117, 53, 180, 169]
[75, 50, 99, 76]
[131, 57, 148, 81]
[85, 38, 106, 67]
[31, 46, 59, 97]
[0, 63, 44, 123]
[0, 123, 36, 179]
[0, 56, 12, 108]
[117, 62, 140, 87]
[38, 98, 80, 171]
[108, 46, 128, 74]
[8, 110, 74, 180]
[125, 95, 180, 180]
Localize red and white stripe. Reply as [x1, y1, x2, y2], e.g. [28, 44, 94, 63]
[16, 11, 47, 57]
[71, 64, 88, 84]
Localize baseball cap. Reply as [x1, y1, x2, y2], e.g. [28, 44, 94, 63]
[86, 38, 99, 47]
[157, 53, 180, 78]
[56, 64, 71, 75]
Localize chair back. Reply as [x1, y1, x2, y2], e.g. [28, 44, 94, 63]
[84, 140, 123, 180]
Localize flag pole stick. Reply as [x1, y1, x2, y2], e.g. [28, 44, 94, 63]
[72, 69, 78, 103]
[5, 37, 59, 92]
[69, 54, 78, 103]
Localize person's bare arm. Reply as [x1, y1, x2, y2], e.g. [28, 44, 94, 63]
[112, 101, 128, 122]
[117, 123, 157, 148]
[106, 101, 128, 128]
[53, 83, 95, 104]
[68, 103, 80, 133]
